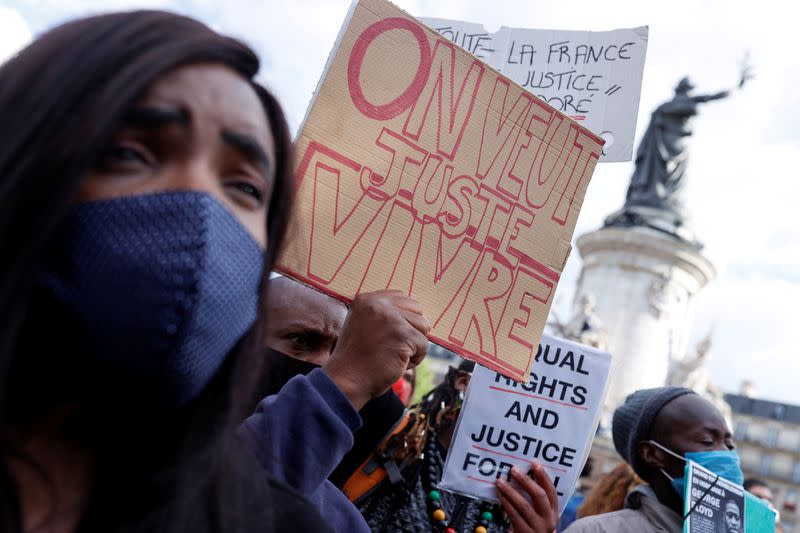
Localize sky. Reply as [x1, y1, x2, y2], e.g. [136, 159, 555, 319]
[2, 0, 798, 403]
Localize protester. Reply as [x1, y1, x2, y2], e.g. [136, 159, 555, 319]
[576, 463, 643, 519]
[354, 361, 560, 533]
[565, 387, 742, 533]
[0, 10, 329, 532]
[241, 288, 432, 532]
[744, 478, 773, 502]
[264, 275, 346, 365]
[257, 275, 407, 491]
[744, 478, 784, 532]
[249, 273, 561, 532]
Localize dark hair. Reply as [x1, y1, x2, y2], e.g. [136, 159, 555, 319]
[414, 364, 470, 432]
[743, 478, 769, 491]
[0, 11, 293, 532]
[577, 463, 643, 519]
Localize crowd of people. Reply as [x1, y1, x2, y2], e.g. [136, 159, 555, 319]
[0, 10, 776, 533]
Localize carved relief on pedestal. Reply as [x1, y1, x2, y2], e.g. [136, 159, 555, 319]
[648, 270, 684, 320]
[666, 331, 733, 423]
[550, 294, 609, 350]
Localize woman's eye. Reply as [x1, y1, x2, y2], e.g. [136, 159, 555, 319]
[106, 144, 152, 165]
[96, 142, 156, 173]
[232, 182, 263, 202]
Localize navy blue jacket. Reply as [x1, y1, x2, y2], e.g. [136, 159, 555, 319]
[239, 369, 371, 532]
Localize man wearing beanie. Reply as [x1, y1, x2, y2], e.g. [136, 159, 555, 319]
[565, 386, 740, 532]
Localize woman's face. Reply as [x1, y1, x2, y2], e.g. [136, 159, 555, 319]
[78, 63, 276, 248]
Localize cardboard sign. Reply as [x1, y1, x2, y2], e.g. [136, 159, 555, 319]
[278, 0, 605, 381]
[438, 335, 611, 512]
[421, 18, 648, 162]
[683, 462, 776, 533]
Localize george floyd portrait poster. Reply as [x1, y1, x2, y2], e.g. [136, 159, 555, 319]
[683, 462, 754, 533]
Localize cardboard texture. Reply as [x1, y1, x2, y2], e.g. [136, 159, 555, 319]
[278, 0, 604, 381]
[421, 17, 649, 162]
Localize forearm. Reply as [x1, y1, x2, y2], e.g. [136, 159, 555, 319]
[238, 369, 362, 493]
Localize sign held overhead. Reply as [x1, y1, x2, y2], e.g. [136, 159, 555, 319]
[422, 17, 649, 162]
[279, 0, 604, 381]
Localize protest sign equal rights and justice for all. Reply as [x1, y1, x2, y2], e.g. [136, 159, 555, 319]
[439, 335, 611, 513]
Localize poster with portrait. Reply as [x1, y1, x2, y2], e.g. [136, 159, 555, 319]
[683, 462, 747, 533]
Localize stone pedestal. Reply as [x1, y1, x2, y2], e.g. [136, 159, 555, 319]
[573, 226, 715, 424]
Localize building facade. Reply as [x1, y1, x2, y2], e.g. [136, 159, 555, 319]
[726, 392, 800, 532]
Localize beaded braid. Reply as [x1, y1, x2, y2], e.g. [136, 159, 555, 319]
[408, 367, 507, 532]
[360, 364, 509, 532]
[406, 366, 462, 448]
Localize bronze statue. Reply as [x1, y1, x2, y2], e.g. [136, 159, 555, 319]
[606, 62, 752, 246]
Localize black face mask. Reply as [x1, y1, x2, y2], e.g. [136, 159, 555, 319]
[260, 349, 405, 488]
[261, 349, 321, 397]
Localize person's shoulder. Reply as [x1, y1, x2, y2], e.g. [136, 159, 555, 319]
[227, 453, 335, 533]
[564, 509, 646, 533]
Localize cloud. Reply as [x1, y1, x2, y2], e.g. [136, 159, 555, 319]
[0, 6, 32, 64]
[693, 273, 800, 402]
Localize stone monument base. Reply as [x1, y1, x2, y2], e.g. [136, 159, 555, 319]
[574, 225, 715, 425]
[604, 205, 701, 248]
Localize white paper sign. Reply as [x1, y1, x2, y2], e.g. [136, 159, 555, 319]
[421, 18, 648, 162]
[439, 334, 611, 513]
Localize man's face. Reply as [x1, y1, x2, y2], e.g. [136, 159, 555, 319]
[642, 394, 735, 478]
[748, 484, 774, 503]
[724, 500, 742, 533]
[265, 277, 347, 365]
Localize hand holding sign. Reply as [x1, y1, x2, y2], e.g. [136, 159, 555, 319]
[323, 290, 430, 410]
[496, 464, 559, 533]
[281, 0, 606, 381]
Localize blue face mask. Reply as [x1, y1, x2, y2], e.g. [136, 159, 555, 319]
[647, 440, 744, 499]
[40, 191, 264, 405]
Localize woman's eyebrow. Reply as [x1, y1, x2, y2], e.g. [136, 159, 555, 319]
[221, 129, 271, 178]
[122, 106, 190, 130]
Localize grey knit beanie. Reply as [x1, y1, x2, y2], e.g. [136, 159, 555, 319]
[612, 386, 695, 479]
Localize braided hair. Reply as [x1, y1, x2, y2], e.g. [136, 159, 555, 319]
[405, 359, 475, 453]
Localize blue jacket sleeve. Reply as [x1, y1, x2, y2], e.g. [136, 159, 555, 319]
[238, 368, 363, 494]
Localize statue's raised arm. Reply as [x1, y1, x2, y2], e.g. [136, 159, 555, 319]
[693, 90, 730, 103]
[691, 57, 752, 104]
[605, 64, 751, 246]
